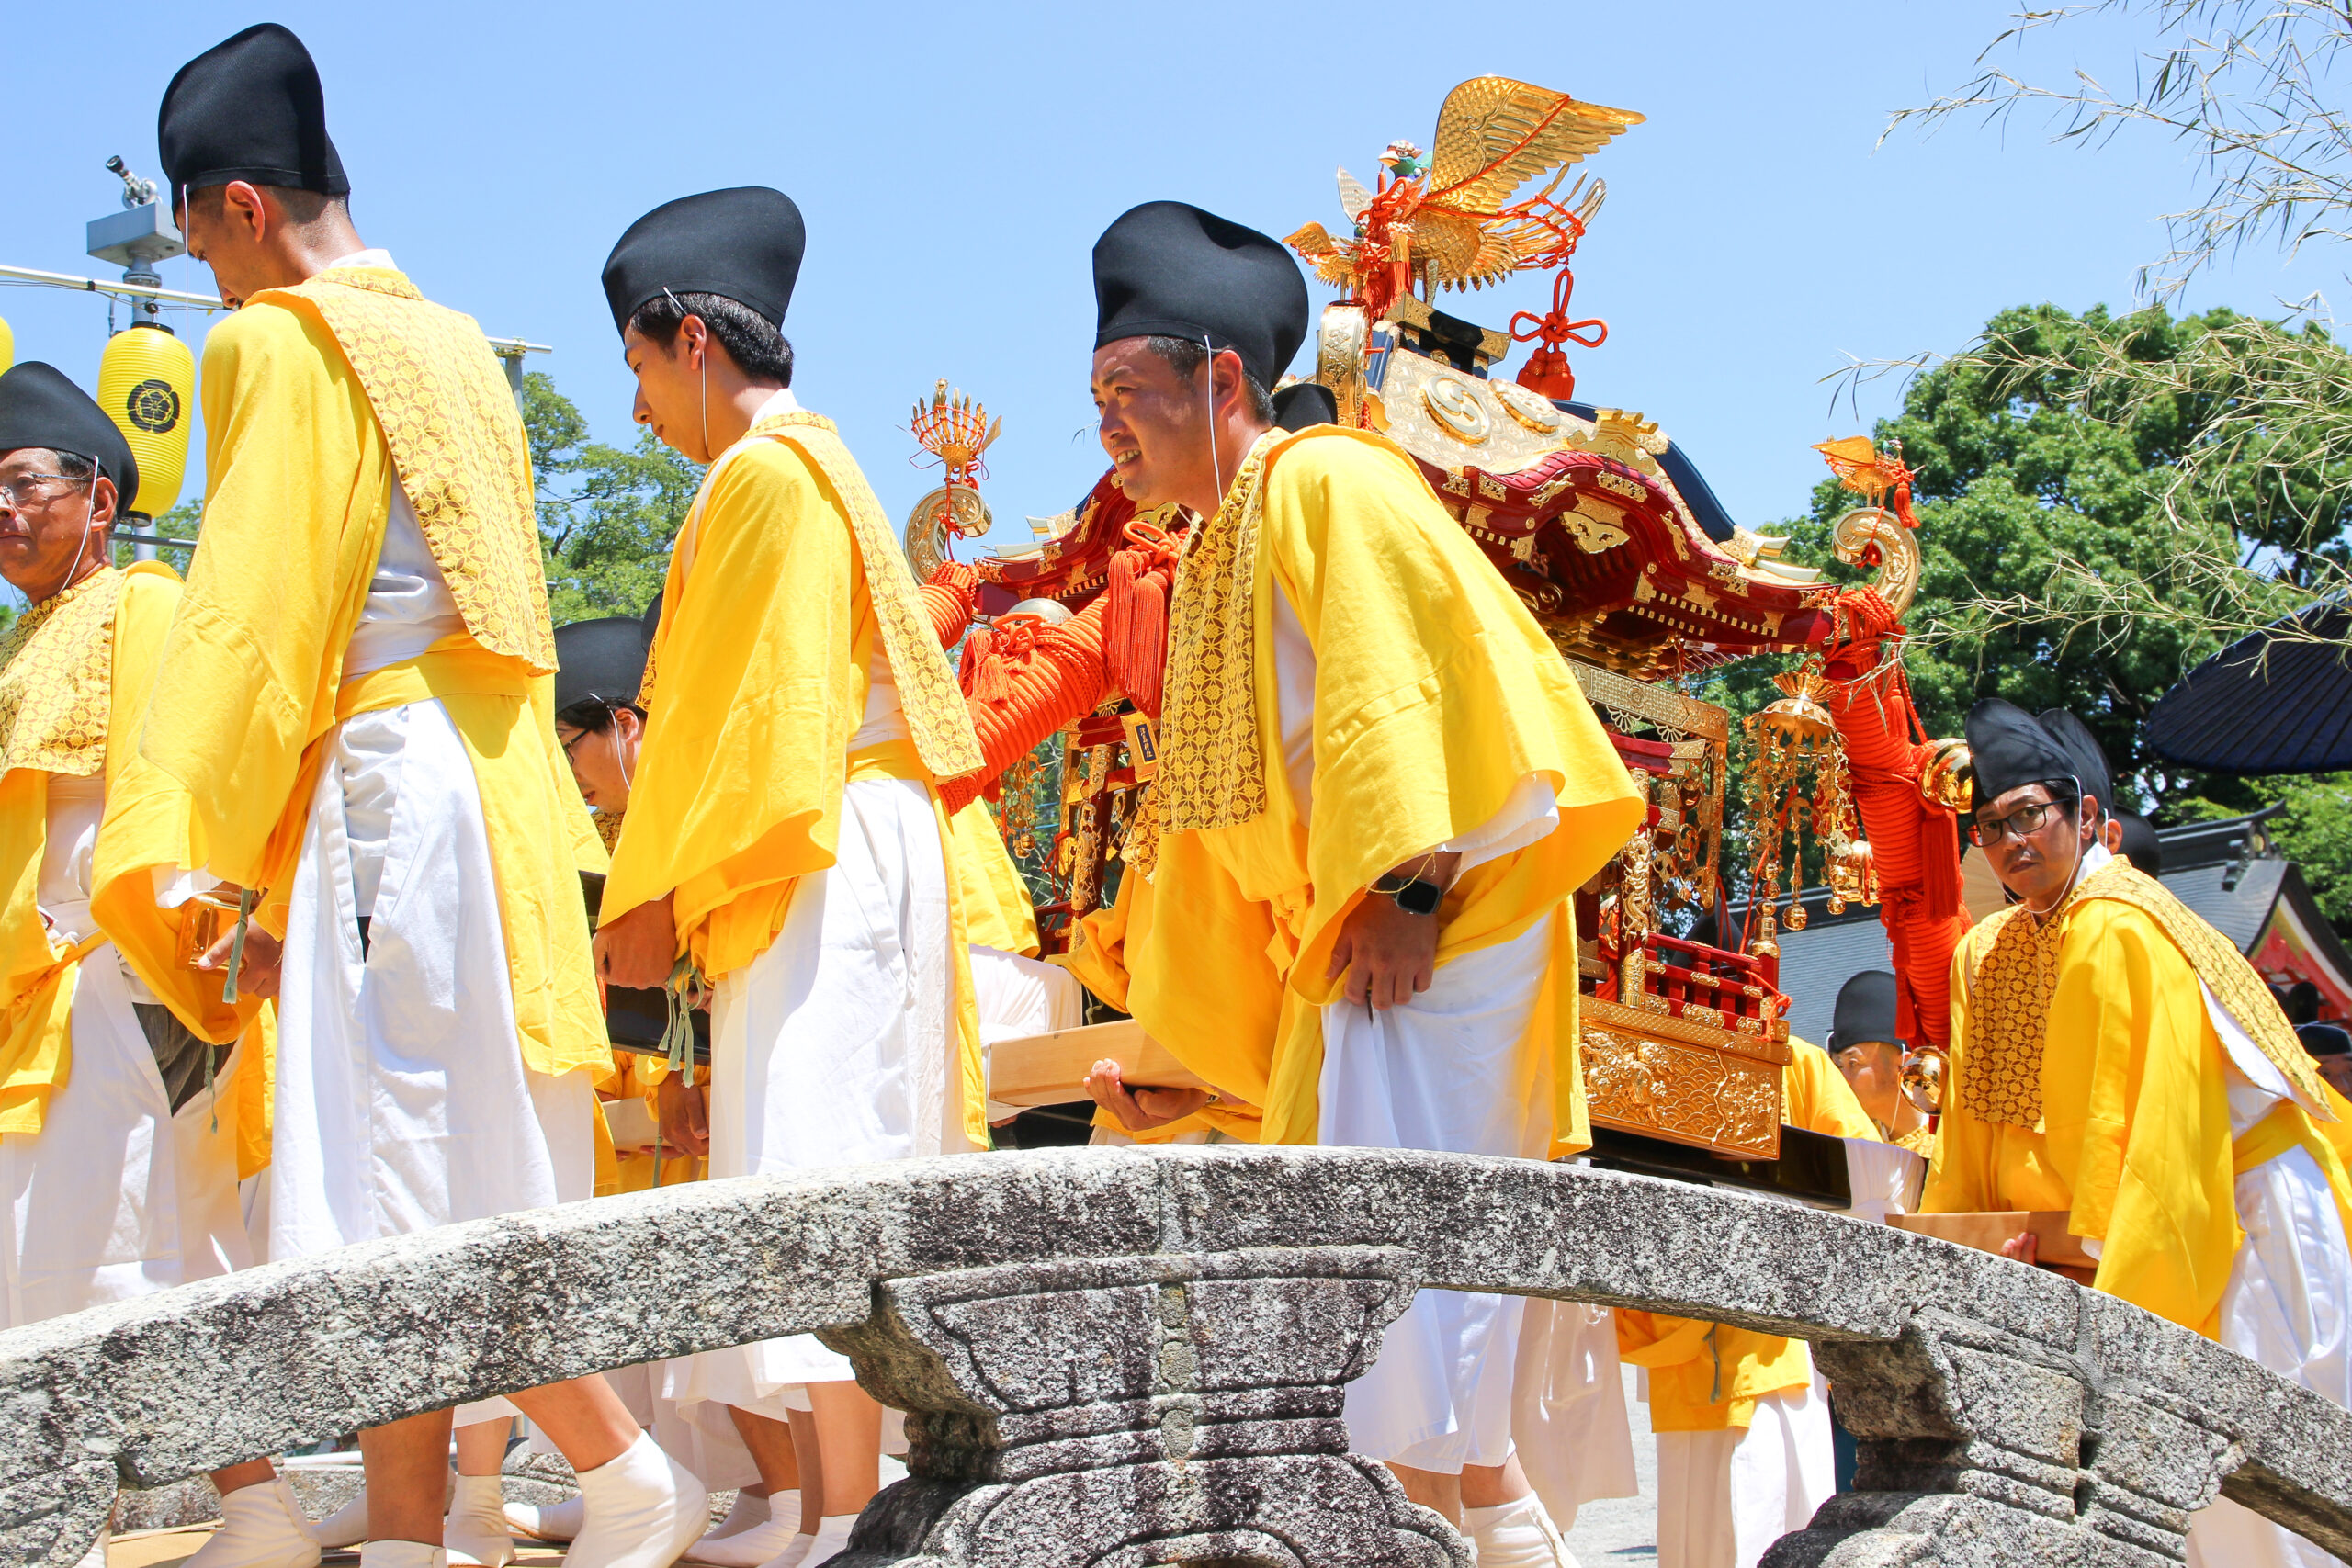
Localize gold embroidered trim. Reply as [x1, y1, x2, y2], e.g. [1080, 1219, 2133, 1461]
[1962, 859, 2336, 1129]
[1157, 431, 1281, 833]
[0, 566, 120, 778]
[277, 269, 557, 671]
[744, 413, 983, 782]
[1961, 898, 2060, 1129]
[593, 808, 626, 855]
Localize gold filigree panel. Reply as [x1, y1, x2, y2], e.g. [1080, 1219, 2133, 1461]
[1582, 1019, 1782, 1159]
[1377, 348, 1587, 475]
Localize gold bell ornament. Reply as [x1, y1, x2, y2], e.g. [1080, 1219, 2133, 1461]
[1740, 665, 1874, 942]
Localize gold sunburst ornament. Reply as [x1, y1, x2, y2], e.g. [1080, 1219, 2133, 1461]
[910, 379, 1002, 488]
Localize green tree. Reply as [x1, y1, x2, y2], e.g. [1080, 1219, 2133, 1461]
[1712, 299, 2352, 928]
[1712, 303, 2240, 808]
[111, 496, 201, 571]
[1874, 0, 2352, 648]
[523, 371, 700, 625]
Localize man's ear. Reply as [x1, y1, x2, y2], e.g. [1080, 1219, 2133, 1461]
[222, 180, 269, 242]
[1212, 348, 1246, 408]
[89, 476, 118, 527]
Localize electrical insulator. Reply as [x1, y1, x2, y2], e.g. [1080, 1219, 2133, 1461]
[97, 321, 193, 520]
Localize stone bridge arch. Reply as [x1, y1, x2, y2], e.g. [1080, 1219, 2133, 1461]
[2, 1145, 2347, 1567]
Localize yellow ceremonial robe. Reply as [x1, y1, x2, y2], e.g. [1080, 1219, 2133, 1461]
[1926, 878, 2352, 1337]
[0, 565, 263, 1136]
[121, 268, 607, 1088]
[947, 799, 1040, 958]
[604, 414, 989, 1144]
[1126, 426, 1642, 1155]
[1620, 1038, 1874, 1431]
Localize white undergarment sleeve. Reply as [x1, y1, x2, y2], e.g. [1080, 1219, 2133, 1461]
[342, 487, 467, 681]
[1270, 585, 1556, 868]
[970, 944, 1085, 1123]
[39, 773, 164, 1001]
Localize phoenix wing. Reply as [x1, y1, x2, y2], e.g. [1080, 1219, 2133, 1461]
[1336, 168, 1374, 223]
[1408, 210, 1480, 283]
[1425, 76, 1645, 216]
[1284, 221, 1361, 289]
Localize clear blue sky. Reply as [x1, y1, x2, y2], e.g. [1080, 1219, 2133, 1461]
[2, 1, 2340, 565]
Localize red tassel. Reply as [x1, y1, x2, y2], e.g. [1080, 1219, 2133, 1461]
[1125, 567, 1168, 720]
[1104, 549, 1138, 687]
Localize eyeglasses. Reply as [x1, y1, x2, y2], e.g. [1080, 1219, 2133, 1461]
[1969, 800, 2066, 847]
[0, 473, 86, 510]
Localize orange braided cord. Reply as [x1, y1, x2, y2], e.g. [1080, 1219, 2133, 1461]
[919, 561, 982, 650]
[1822, 638, 1969, 1051]
[939, 598, 1112, 814]
[1102, 521, 1179, 722]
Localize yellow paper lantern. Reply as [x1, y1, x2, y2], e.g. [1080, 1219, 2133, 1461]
[0, 315, 13, 375]
[96, 322, 194, 519]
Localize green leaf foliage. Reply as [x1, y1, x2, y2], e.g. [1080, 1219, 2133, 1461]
[523, 370, 701, 626]
[1701, 301, 2351, 930]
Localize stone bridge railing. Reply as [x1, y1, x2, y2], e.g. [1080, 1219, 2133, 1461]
[4, 1145, 2349, 1568]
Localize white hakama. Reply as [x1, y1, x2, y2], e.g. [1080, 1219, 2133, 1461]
[0, 779, 249, 1328]
[0, 956, 248, 1326]
[1319, 915, 1554, 1471]
[2179, 964, 2352, 1568]
[1653, 1370, 1836, 1568]
[2186, 1142, 2352, 1568]
[663, 774, 955, 1442]
[270, 696, 594, 1259]
[1272, 584, 1564, 1475]
[1512, 1302, 1638, 1532]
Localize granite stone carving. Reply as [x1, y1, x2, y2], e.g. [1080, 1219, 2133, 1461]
[0, 1145, 2343, 1567]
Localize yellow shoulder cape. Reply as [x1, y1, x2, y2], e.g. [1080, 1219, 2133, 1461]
[130, 283, 605, 1084]
[1130, 426, 1642, 1155]
[0, 566, 265, 1136]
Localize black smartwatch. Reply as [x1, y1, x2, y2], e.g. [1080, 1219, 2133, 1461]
[1373, 872, 1443, 915]
[1392, 878, 1443, 916]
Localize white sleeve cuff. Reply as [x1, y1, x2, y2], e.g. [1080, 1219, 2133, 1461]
[1439, 773, 1561, 874]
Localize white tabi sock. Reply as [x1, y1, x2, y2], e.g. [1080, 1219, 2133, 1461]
[707, 1490, 775, 1540]
[1464, 1494, 1580, 1568]
[502, 1492, 581, 1544]
[358, 1544, 446, 1568]
[311, 1486, 371, 1551]
[777, 1514, 857, 1567]
[561, 1431, 709, 1568]
[442, 1476, 514, 1568]
[684, 1516, 802, 1567]
[186, 1479, 324, 1568]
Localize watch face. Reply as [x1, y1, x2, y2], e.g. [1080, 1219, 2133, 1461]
[1397, 878, 1442, 916]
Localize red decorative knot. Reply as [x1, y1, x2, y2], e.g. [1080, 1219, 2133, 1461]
[1509, 269, 1608, 400]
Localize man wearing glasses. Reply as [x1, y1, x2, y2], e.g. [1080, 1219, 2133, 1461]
[1923, 697, 2352, 1568]
[0, 363, 319, 1568]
